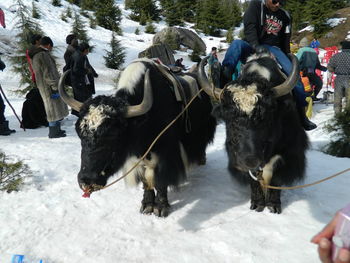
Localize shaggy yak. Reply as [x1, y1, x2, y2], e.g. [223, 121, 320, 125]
[198, 53, 309, 213]
[59, 58, 217, 217]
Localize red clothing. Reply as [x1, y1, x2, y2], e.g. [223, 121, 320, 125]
[0, 9, 6, 28]
[26, 49, 36, 83]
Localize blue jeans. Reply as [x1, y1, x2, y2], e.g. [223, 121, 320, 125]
[222, 40, 307, 107]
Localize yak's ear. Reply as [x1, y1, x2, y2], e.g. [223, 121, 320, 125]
[212, 104, 223, 120]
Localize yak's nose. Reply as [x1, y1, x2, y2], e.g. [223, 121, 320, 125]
[244, 155, 260, 169]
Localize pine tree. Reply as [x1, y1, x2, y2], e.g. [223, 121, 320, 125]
[104, 33, 126, 70]
[0, 151, 32, 193]
[60, 12, 67, 22]
[95, 0, 122, 34]
[304, 0, 333, 37]
[66, 6, 73, 18]
[164, 1, 184, 26]
[81, 0, 96, 11]
[10, 0, 44, 94]
[89, 15, 97, 29]
[52, 0, 62, 7]
[324, 108, 350, 157]
[128, 0, 160, 23]
[134, 27, 140, 35]
[145, 20, 156, 34]
[71, 12, 90, 44]
[284, 0, 306, 32]
[32, 1, 40, 19]
[163, 29, 178, 50]
[226, 27, 234, 44]
[189, 42, 201, 62]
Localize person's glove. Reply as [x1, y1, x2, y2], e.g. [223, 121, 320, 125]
[51, 93, 60, 99]
[254, 45, 269, 55]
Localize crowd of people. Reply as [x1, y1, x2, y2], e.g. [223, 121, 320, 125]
[0, 32, 97, 138]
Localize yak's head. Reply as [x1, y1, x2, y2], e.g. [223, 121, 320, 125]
[198, 54, 299, 172]
[58, 68, 153, 193]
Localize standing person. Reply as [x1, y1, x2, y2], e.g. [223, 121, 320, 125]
[208, 47, 221, 88]
[31, 36, 68, 138]
[26, 34, 42, 83]
[296, 37, 327, 101]
[0, 57, 16, 136]
[221, 0, 317, 131]
[310, 38, 321, 54]
[70, 42, 97, 116]
[0, 8, 6, 28]
[63, 34, 78, 87]
[327, 40, 350, 114]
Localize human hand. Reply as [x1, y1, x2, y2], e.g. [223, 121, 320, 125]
[51, 93, 60, 99]
[311, 212, 350, 263]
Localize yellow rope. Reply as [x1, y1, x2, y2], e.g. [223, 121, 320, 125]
[259, 168, 350, 190]
[101, 87, 205, 191]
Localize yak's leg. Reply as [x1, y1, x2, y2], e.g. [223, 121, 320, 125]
[266, 188, 282, 214]
[140, 184, 155, 214]
[154, 186, 170, 217]
[250, 179, 265, 212]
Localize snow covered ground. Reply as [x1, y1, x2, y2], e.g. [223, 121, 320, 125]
[0, 1, 349, 262]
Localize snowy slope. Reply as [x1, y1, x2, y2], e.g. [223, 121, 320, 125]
[0, 1, 349, 263]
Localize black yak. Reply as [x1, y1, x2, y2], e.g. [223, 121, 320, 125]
[59, 58, 217, 217]
[198, 53, 309, 213]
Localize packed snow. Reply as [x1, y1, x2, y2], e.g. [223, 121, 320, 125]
[0, 1, 349, 262]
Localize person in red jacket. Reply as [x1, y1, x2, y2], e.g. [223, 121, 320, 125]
[0, 8, 6, 28]
[26, 34, 42, 84]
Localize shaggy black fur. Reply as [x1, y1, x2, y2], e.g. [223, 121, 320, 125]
[75, 60, 217, 217]
[214, 56, 309, 214]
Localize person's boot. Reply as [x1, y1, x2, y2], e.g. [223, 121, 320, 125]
[48, 125, 66, 139]
[297, 105, 317, 131]
[57, 122, 66, 136]
[0, 120, 15, 136]
[0, 121, 11, 136]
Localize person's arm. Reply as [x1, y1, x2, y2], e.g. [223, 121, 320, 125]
[316, 58, 327, 71]
[243, 1, 261, 48]
[281, 10, 292, 54]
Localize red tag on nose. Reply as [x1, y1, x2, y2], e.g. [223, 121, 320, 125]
[82, 191, 91, 198]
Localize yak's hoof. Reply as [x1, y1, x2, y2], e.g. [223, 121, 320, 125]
[267, 204, 282, 214]
[250, 202, 265, 212]
[153, 206, 170, 217]
[140, 203, 154, 214]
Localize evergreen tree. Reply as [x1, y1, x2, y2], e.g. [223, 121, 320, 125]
[145, 20, 156, 34]
[95, 0, 122, 34]
[226, 27, 234, 44]
[10, 0, 44, 94]
[284, 0, 307, 32]
[60, 12, 68, 22]
[71, 12, 90, 44]
[189, 42, 201, 62]
[128, 0, 160, 23]
[134, 27, 140, 35]
[81, 0, 96, 11]
[218, 0, 242, 29]
[52, 0, 62, 7]
[304, 0, 333, 37]
[0, 151, 32, 193]
[32, 1, 40, 19]
[164, 1, 184, 26]
[324, 108, 350, 157]
[66, 6, 73, 18]
[104, 33, 125, 70]
[89, 15, 97, 29]
[163, 29, 178, 50]
[67, 0, 81, 6]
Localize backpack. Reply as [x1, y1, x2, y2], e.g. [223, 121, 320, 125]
[21, 88, 48, 129]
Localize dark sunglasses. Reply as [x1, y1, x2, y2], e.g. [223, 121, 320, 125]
[272, 0, 283, 5]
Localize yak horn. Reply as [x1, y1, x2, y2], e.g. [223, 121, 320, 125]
[58, 70, 83, 112]
[198, 56, 222, 100]
[125, 69, 153, 118]
[272, 54, 300, 97]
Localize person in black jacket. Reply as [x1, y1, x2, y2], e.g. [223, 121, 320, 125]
[0, 57, 16, 136]
[221, 0, 317, 131]
[70, 42, 98, 116]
